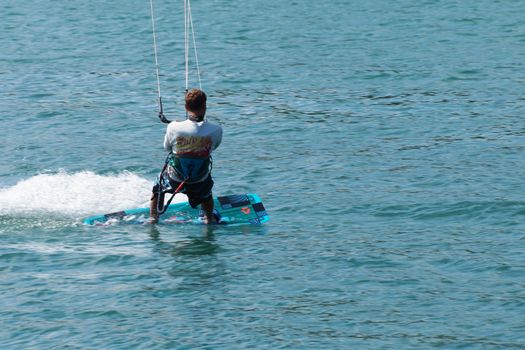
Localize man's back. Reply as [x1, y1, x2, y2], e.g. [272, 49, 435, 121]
[163, 119, 222, 157]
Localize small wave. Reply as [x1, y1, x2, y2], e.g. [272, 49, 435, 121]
[0, 214, 80, 232]
[371, 200, 525, 223]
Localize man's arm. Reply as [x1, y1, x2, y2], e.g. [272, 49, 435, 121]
[163, 124, 173, 152]
[212, 126, 223, 150]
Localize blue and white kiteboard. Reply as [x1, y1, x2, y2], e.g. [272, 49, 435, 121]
[83, 194, 269, 226]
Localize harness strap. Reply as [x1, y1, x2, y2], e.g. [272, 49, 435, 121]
[157, 178, 186, 215]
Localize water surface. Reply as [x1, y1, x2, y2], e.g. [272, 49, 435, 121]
[1, 0, 525, 348]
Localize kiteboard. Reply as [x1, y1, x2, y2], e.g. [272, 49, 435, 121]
[83, 194, 268, 226]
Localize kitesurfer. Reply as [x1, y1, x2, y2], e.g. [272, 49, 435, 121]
[150, 89, 223, 224]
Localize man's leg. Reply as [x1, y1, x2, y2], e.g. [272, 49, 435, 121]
[149, 192, 159, 224]
[200, 195, 215, 224]
[188, 175, 215, 224]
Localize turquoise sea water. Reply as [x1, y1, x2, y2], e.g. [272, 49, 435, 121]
[1, 0, 525, 348]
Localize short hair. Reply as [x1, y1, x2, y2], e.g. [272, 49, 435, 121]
[185, 89, 207, 112]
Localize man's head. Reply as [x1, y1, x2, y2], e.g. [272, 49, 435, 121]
[185, 89, 207, 118]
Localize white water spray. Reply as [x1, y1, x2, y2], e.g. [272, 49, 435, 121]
[0, 171, 186, 217]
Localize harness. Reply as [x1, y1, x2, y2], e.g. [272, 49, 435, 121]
[155, 152, 212, 215]
[167, 153, 211, 183]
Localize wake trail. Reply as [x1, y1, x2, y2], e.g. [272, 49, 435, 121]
[0, 170, 186, 217]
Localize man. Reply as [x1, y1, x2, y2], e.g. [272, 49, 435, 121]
[150, 89, 223, 224]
